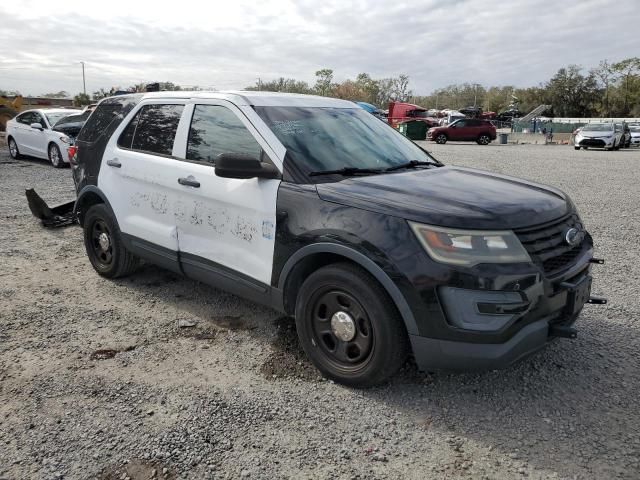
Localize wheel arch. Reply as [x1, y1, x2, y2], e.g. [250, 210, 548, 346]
[277, 243, 419, 335]
[74, 186, 115, 226]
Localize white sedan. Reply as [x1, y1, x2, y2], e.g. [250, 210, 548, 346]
[5, 108, 81, 167]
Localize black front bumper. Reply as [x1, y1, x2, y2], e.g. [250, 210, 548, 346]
[578, 138, 607, 147]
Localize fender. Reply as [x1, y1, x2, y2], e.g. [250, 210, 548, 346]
[74, 185, 115, 217]
[277, 243, 419, 335]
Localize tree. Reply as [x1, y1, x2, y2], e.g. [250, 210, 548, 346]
[546, 65, 598, 117]
[612, 57, 640, 115]
[92, 88, 110, 101]
[314, 69, 334, 96]
[73, 93, 91, 107]
[245, 77, 312, 94]
[591, 60, 617, 116]
[391, 74, 412, 102]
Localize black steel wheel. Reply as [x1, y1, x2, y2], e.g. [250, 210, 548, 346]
[8, 137, 22, 159]
[48, 143, 64, 168]
[83, 204, 139, 278]
[295, 263, 409, 387]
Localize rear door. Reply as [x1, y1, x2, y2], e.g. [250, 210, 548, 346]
[98, 101, 187, 272]
[172, 100, 281, 287]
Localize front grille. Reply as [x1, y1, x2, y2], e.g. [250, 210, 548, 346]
[579, 138, 606, 147]
[515, 214, 587, 276]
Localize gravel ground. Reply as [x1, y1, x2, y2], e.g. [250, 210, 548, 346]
[1, 142, 639, 480]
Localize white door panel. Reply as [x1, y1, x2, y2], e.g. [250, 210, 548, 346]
[98, 149, 183, 252]
[173, 162, 279, 284]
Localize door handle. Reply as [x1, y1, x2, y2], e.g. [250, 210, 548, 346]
[178, 177, 200, 188]
[106, 159, 121, 168]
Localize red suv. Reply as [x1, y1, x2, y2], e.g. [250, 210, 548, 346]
[427, 119, 497, 145]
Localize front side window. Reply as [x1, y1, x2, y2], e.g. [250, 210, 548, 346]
[186, 105, 262, 164]
[118, 104, 184, 156]
[17, 112, 34, 125]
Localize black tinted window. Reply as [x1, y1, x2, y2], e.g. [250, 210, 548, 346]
[118, 109, 141, 149]
[187, 105, 261, 163]
[77, 95, 143, 143]
[127, 104, 184, 156]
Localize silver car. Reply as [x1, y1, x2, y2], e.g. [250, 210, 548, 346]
[574, 122, 623, 151]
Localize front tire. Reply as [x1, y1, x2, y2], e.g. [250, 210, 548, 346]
[48, 143, 64, 168]
[574, 146, 580, 150]
[435, 133, 447, 144]
[83, 204, 139, 278]
[295, 263, 409, 387]
[8, 137, 22, 159]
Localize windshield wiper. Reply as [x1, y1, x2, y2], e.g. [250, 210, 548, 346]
[308, 167, 383, 177]
[384, 160, 440, 172]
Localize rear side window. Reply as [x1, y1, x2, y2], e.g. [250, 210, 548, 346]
[77, 95, 143, 143]
[186, 105, 262, 164]
[118, 104, 184, 156]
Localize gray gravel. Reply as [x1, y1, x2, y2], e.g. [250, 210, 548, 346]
[1, 142, 639, 479]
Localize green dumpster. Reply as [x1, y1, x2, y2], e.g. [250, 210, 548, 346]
[398, 120, 427, 140]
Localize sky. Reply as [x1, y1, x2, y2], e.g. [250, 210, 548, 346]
[0, 0, 638, 97]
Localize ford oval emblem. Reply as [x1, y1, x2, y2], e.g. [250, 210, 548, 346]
[564, 227, 584, 246]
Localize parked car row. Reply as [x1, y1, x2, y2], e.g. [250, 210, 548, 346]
[5, 105, 94, 167]
[573, 121, 634, 151]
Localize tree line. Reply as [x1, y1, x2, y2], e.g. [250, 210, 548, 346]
[3, 57, 638, 117]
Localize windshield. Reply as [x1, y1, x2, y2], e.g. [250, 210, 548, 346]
[45, 111, 78, 126]
[254, 107, 437, 180]
[582, 124, 614, 132]
[53, 111, 90, 127]
[630, 126, 640, 132]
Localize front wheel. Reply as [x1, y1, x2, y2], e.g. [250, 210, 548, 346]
[435, 133, 447, 144]
[477, 134, 491, 145]
[83, 204, 139, 278]
[48, 143, 64, 168]
[295, 263, 409, 387]
[574, 146, 580, 150]
[8, 137, 22, 159]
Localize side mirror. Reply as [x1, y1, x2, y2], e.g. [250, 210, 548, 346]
[30, 123, 44, 130]
[215, 153, 281, 180]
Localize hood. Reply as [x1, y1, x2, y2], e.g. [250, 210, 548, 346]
[53, 122, 85, 137]
[579, 129, 614, 137]
[316, 166, 571, 230]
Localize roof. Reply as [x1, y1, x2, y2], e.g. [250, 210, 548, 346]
[22, 108, 81, 114]
[137, 90, 358, 108]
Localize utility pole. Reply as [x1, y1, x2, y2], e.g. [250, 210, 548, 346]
[80, 61, 86, 95]
[257, 77, 261, 91]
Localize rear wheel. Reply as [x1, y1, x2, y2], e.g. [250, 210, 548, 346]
[48, 143, 64, 168]
[295, 263, 409, 387]
[574, 146, 580, 150]
[8, 137, 22, 159]
[83, 204, 139, 278]
[435, 133, 447, 144]
[477, 134, 491, 145]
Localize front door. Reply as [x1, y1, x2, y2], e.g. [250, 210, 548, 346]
[448, 119, 468, 140]
[172, 100, 281, 287]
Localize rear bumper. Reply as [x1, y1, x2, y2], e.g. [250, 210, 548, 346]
[410, 313, 574, 371]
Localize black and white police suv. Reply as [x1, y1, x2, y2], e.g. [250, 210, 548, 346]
[70, 91, 603, 387]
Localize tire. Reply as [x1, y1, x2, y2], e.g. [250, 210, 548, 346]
[8, 137, 22, 159]
[435, 133, 447, 144]
[83, 204, 140, 278]
[477, 134, 491, 145]
[574, 146, 580, 150]
[294, 263, 409, 387]
[48, 143, 64, 168]
[613, 140, 620, 151]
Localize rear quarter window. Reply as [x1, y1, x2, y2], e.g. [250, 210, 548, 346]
[77, 95, 143, 144]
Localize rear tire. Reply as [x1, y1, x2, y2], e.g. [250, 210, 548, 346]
[477, 134, 491, 145]
[83, 204, 139, 278]
[574, 146, 580, 150]
[48, 143, 64, 168]
[8, 137, 22, 159]
[294, 263, 409, 387]
[435, 133, 447, 144]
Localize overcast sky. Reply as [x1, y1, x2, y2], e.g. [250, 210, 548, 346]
[0, 0, 638, 97]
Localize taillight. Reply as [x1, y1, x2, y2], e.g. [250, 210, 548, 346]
[67, 145, 77, 164]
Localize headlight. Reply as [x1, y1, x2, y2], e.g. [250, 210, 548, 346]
[409, 222, 531, 266]
[59, 136, 70, 144]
